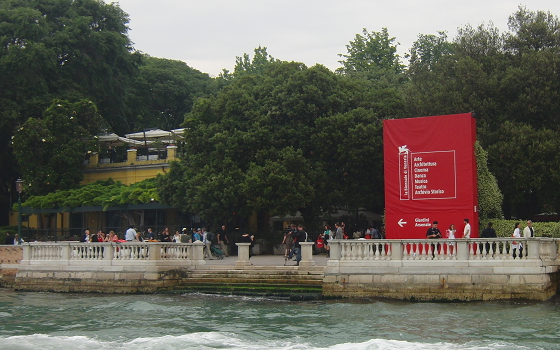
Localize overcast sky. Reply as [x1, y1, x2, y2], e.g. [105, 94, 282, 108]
[114, 0, 560, 76]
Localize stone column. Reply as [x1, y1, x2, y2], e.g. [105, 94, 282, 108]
[299, 242, 315, 267]
[189, 241, 206, 266]
[148, 242, 161, 260]
[390, 241, 403, 260]
[236, 243, 252, 267]
[127, 149, 137, 164]
[166, 145, 177, 160]
[538, 238, 558, 260]
[526, 238, 540, 259]
[61, 242, 70, 261]
[89, 152, 99, 166]
[456, 240, 469, 260]
[328, 240, 341, 260]
[103, 243, 114, 261]
[21, 243, 30, 265]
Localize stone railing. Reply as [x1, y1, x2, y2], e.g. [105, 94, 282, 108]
[327, 237, 558, 262]
[20, 241, 207, 266]
[324, 238, 560, 301]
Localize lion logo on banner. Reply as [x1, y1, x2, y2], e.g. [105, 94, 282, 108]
[398, 145, 409, 154]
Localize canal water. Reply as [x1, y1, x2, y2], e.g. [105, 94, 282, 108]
[1, 289, 559, 349]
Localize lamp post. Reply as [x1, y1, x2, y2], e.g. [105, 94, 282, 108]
[15, 178, 23, 242]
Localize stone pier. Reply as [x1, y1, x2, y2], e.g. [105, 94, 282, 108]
[2, 238, 560, 301]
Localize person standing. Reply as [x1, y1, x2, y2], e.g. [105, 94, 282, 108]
[240, 232, 254, 258]
[282, 226, 294, 259]
[462, 218, 471, 238]
[125, 225, 137, 242]
[14, 234, 24, 245]
[293, 225, 308, 266]
[160, 227, 171, 242]
[81, 229, 90, 243]
[202, 228, 213, 260]
[512, 222, 523, 258]
[445, 224, 456, 256]
[323, 225, 332, 258]
[371, 226, 381, 239]
[173, 230, 181, 243]
[89, 230, 99, 243]
[523, 220, 535, 238]
[180, 228, 191, 243]
[426, 221, 442, 258]
[480, 222, 497, 255]
[334, 223, 343, 240]
[217, 225, 230, 257]
[4, 232, 14, 245]
[193, 228, 202, 242]
[147, 227, 155, 241]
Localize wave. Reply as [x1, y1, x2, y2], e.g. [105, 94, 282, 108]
[0, 333, 538, 350]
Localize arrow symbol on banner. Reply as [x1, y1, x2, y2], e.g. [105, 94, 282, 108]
[398, 219, 407, 227]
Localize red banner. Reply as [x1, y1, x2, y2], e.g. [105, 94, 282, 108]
[383, 113, 478, 239]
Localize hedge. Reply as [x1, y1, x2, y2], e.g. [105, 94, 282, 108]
[480, 219, 560, 238]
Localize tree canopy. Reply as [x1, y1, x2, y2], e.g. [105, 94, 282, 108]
[18, 178, 159, 210]
[11, 99, 105, 196]
[0, 0, 140, 222]
[5, 2, 560, 227]
[337, 27, 405, 76]
[157, 61, 405, 225]
[405, 6, 560, 219]
[127, 56, 215, 132]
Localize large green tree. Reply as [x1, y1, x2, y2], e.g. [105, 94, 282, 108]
[405, 6, 560, 218]
[218, 46, 278, 82]
[158, 62, 404, 226]
[11, 99, 105, 196]
[127, 56, 215, 132]
[337, 27, 405, 78]
[0, 0, 140, 131]
[0, 0, 140, 223]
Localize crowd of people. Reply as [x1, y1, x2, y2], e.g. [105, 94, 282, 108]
[425, 219, 536, 258]
[281, 222, 385, 264]
[79, 225, 234, 260]
[5, 219, 539, 262]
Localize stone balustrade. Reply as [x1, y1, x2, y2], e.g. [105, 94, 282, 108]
[8, 238, 560, 300]
[325, 238, 560, 301]
[327, 237, 557, 262]
[19, 241, 207, 267]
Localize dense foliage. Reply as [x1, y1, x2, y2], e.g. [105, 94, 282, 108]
[157, 61, 405, 225]
[128, 56, 216, 132]
[405, 6, 560, 219]
[0, 0, 212, 224]
[483, 219, 560, 238]
[17, 178, 159, 210]
[3, 2, 560, 227]
[11, 99, 105, 195]
[475, 141, 503, 221]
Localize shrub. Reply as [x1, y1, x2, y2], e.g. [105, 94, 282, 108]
[480, 219, 560, 238]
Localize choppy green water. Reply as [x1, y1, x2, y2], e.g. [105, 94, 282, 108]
[1, 289, 559, 349]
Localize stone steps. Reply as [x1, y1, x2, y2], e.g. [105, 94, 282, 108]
[175, 266, 325, 293]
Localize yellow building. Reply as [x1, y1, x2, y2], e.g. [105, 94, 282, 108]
[9, 144, 196, 241]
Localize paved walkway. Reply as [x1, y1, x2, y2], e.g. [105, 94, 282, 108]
[202, 253, 330, 267]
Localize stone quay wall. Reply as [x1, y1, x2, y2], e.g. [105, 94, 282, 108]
[11, 241, 208, 293]
[0, 245, 23, 287]
[4, 239, 560, 301]
[324, 238, 560, 301]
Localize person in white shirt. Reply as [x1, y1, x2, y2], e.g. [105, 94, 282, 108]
[462, 218, 471, 238]
[523, 220, 535, 238]
[125, 225, 137, 241]
[512, 222, 523, 258]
